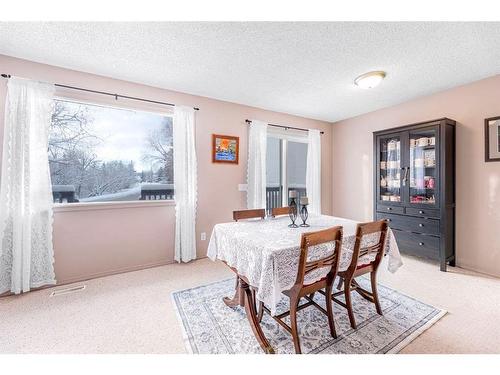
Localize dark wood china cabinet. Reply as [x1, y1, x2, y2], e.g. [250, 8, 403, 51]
[373, 118, 456, 271]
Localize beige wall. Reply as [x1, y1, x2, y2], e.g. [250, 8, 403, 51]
[332, 74, 500, 277]
[0, 54, 333, 285]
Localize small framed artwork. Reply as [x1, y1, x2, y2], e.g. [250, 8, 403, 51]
[212, 134, 239, 164]
[485, 116, 500, 162]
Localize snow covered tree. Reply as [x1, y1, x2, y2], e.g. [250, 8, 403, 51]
[49, 100, 101, 197]
[141, 116, 174, 183]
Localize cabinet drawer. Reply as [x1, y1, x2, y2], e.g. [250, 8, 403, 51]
[404, 217, 440, 235]
[406, 207, 440, 218]
[376, 205, 405, 214]
[376, 213, 440, 235]
[392, 229, 440, 260]
[376, 212, 406, 230]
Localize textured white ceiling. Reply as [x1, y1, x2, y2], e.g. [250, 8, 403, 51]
[0, 22, 499, 122]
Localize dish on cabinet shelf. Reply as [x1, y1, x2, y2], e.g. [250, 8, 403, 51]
[410, 194, 435, 204]
[424, 176, 435, 189]
[423, 149, 436, 167]
[387, 140, 400, 151]
[411, 136, 436, 148]
[387, 160, 400, 169]
[381, 194, 400, 202]
[387, 179, 400, 188]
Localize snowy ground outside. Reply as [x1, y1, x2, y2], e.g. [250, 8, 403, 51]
[79, 185, 143, 202]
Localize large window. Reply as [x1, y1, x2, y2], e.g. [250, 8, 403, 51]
[49, 99, 173, 204]
[266, 132, 308, 213]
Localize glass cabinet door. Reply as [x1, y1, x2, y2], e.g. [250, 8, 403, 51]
[379, 135, 402, 203]
[408, 128, 437, 205]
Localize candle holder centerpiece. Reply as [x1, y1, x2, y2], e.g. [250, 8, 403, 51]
[288, 190, 299, 228]
[299, 196, 310, 227]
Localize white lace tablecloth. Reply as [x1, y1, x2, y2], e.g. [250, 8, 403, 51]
[207, 215, 403, 315]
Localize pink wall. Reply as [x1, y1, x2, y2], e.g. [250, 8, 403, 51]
[332, 74, 500, 277]
[0, 54, 333, 285]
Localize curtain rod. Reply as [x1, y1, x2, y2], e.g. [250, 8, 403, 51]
[245, 119, 324, 134]
[1, 73, 200, 111]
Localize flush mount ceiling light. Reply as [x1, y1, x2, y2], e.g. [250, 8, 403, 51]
[354, 71, 386, 89]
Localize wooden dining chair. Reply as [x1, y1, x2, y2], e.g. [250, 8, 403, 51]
[271, 206, 290, 217]
[226, 209, 267, 308]
[233, 208, 266, 222]
[330, 220, 388, 329]
[257, 226, 343, 354]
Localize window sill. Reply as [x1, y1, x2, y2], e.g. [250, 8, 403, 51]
[53, 200, 175, 213]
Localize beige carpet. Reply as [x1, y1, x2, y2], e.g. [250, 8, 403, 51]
[0, 255, 499, 353]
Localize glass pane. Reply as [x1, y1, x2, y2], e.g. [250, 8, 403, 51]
[49, 99, 173, 203]
[409, 130, 437, 205]
[379, 137, 401, 202]
[266, 137, 282, 212]
[287, 141, 308, 204]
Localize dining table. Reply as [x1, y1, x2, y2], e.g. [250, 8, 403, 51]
[207, 214, 403, 354]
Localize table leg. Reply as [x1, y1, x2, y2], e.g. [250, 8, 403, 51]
[240, 278, 275, 354]
[223, 276, 244, 308]
[221, 263, 275, 354]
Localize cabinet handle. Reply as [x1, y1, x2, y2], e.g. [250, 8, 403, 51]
[402, 167, 409, 186]
[419, 242, 424, 246]
[419, 210, 424, 214]
[418, 223, 424, 227]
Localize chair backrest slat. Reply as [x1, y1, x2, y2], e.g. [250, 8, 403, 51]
[294, 226, 343, 287]
[233, 209, 266, 222]
[358, 243, 383, 258]
[271, 206, 290, 217]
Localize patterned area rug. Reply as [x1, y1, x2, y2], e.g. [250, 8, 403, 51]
[172, 278, 446, 354]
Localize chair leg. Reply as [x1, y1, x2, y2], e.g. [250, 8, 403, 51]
[370, 271, 383, 315]
[344, 280, 357, 329]
[290, 302, 302, 354]
[325, 284, 337, 338]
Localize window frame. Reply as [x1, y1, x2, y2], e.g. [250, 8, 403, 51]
[50, 96, 175, 210]
[267, 128, 308, 207]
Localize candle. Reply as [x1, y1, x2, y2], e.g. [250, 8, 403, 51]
[300, 196, 309, 205]
[289, 190, 297, 198]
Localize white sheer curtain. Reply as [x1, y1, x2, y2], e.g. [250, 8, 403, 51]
[0, 77, 56, 294]
[247, 120, 268, 209]
[173, 106, 197, 263]
[306, 129, 322, 215]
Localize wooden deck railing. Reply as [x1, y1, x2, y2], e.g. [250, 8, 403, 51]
[52, 185, 79, 203]
[140, 183, 174, 200]
[266, 186, 306, 214]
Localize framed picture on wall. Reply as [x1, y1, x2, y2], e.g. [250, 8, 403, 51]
[212, 134, 239, 164]
[485, 116, 500, 162]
